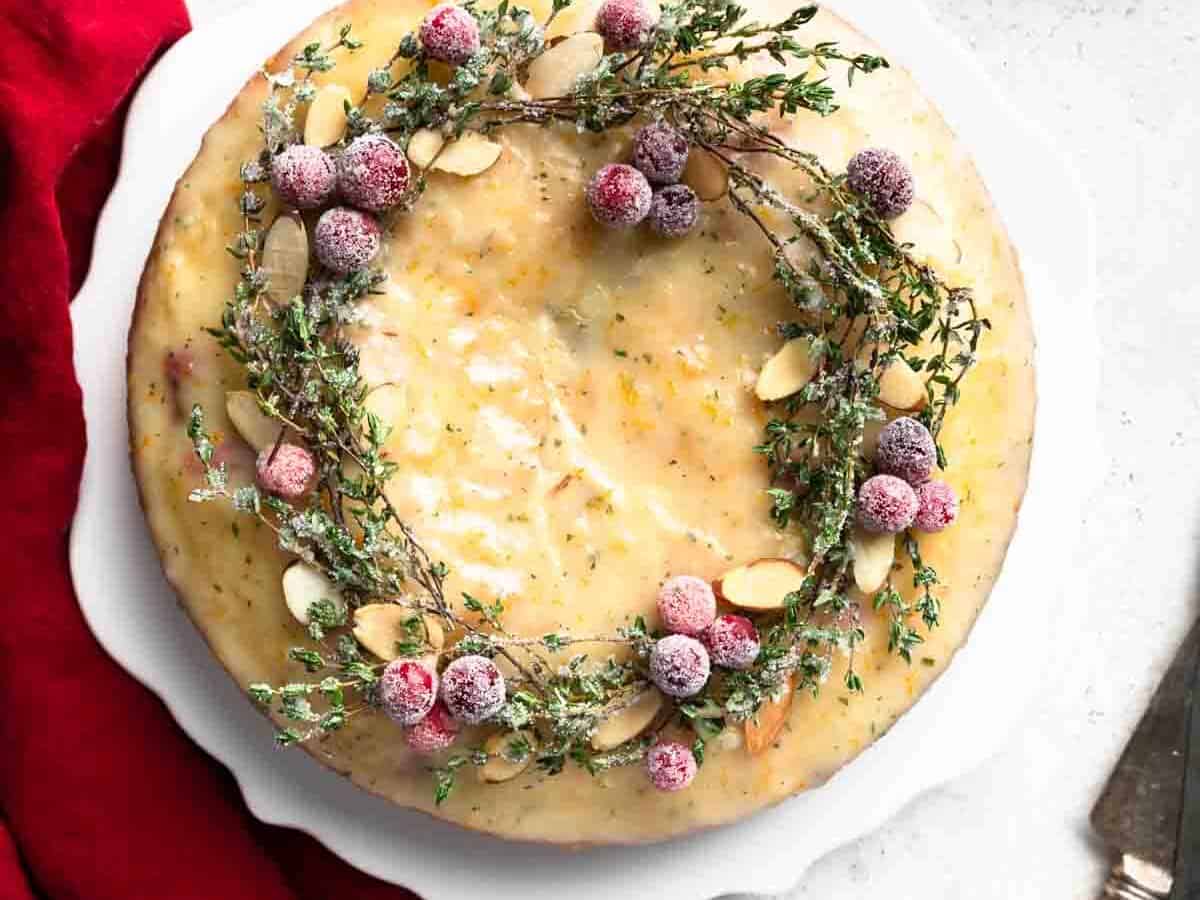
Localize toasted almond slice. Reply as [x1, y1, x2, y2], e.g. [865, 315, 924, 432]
[407, 128, 445, 169]
[524, 32, 603, 99]
[715, 558, 807, 611]
[850, 527, 896, 595]
[878, 357, 927, 411]
[479, 732, 536, 783]
[755, 338, 817, 402]
[353, 604, 443, 660]
[261, 212, 308, 305]
[891, 199, 962, 266]
[745, 676, 794, 754]
[352, 604, 408, 660]
[282, 562, 344, 625]
[591, 688, 665, 751]
[225, 391, 282, 452]
[431, 132, 503, 176]
[683, 149, 728, 201]
[304, 84, 352, 147]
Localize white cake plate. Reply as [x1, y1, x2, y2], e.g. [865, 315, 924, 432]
[69, 0, 1096, 896]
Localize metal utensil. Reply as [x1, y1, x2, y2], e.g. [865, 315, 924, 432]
[1091, 619, 1200, 899]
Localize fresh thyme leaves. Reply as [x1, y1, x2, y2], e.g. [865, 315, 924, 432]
[182, 0, 986, 803]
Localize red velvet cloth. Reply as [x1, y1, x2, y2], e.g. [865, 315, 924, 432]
[0, 3, 418, 897]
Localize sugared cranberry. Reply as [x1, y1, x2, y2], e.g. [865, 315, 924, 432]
[420, 4, 481, 65]
[649, 634, 710, 698]
[586, 163, 652, 228]
[632, 121, 689, 185]
[856, 474, 918, 534]
[440, 655, 506, 724]
[876, 416, 936, 485]
[646, 740, 697, 792]
[648, 184, 699, 238]
[704, 615, 760, 670]
[406, 700, 459, 753]
[847, 148, 915, 220]
[337, 134, 411, 213]
[314, 207, 381, 273]
[914, 480, 959, 533]
[270, 144, 336, 209]
[595, 0, 660, 51]
[656, 575, 716, 636]
[380, 659, 438, 725]
[255, 444, 316, 500]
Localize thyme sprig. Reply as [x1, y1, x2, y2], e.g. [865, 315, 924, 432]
[185, 0, 987, 806]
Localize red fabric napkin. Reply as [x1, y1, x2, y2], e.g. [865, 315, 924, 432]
[0, 3, 418, 897]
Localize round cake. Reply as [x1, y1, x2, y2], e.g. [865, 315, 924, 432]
[128, 0, 1035, 845]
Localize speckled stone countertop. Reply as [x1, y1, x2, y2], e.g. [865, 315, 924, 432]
[183, 0, 1200, 896]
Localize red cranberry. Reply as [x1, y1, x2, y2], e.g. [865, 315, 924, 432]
[380, 659, 438, 725]
[847, 148, 915, 219]
[270, 144, 336, 209]
[420, 4, 481, 65]
[648, 184, 699, 238]
[255, 444, 316, 500]
[875, 417, 936, 485]
[704, 615, 760, 670]
[914, 481, 959, 533]
[646, 740, 697, 791]
[632, 121, 689, 185]
[856, 474, 919, 534]
[406, 700, 459, 753]
[337, 134, 411, 213]
[595, 0, 660, 51]
[314, 207, 381, 273]
[586, 163, 652, 228]
[439, 655, 506, 723]
[656, 575, 716, 636]
[649, 634, 710, 698]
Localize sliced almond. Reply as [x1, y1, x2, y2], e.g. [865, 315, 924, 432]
[715, 558, 807, 611]
[591, 688, 664, 751]
[524, 32, 603, 99]
[353, 603, 443, 660]
[406, 128, 445, 169]
[261, 212, 308, 304]
[282, 562, 345, 625]
[431, 132, 503, 176]
[304, 83, 352, 147]
[225, 391, 283, 452]
[479, 732, 536, 783]
[891, 199, 962, 267]
[745, 676, 794, 754]
[878, 357, 927, 411]
[683, 149, 728, 201]
[850, 527, 896, 595]
[755, 338, 817, 402]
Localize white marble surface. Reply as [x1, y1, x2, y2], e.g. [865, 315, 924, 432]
[180, 0, 1200, 896]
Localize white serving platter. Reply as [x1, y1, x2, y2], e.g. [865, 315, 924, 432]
[69, 0, 1097, 896]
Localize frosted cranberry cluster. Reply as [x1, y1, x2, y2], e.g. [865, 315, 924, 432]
[267, 3, 487, 278]
[586, 120, 700, 237]
[376, 653, 508, 755]
[583, 3, 702, 240]
[856, 417, 959, 534]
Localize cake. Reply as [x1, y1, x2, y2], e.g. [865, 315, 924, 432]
[127, 0, 1035, 845]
